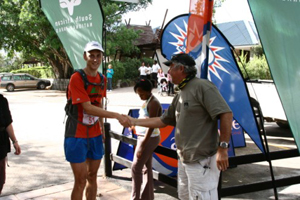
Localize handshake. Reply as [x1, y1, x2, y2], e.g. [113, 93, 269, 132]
[116, 114, 135, 128]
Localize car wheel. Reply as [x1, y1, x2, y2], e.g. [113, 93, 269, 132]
[6, 84, 15, 92]
[38, 82, 46, 90]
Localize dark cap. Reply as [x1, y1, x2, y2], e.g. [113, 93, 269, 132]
[163, 53, 196, 67]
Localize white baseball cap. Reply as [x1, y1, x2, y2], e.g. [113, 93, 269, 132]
[84, 41, 104, 53]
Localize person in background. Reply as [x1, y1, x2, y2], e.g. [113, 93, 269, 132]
[64, 41, 130, 200]
[130, 79, 162, 200]
[151, 60, 161, 88]
[157, 68, 165, 79]
[0, 94, 21, 195]
[125, 53, 233, 200]
[138, 62, 147, 80]
[146, 63, 152, 80]
[167, 72, 175, 96]
[106, 64, 114, 92]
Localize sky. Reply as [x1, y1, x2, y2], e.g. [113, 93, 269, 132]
[122, 0, 254, 28]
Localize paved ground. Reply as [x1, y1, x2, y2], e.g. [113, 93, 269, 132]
[0, 87, 299, 200]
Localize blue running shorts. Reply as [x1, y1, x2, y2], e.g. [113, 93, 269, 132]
[64, 135, 104, 163]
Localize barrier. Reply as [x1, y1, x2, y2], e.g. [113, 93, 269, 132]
[103, 106, 300, 199]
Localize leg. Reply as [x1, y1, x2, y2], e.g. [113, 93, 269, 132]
[64, 137, 89, 200]
[168, 82, 171, 95]
[140, 136, 160, 200]
[178, 159, 189, 200]
[108, 78, 112, 90]
[85, 158, 101, 200]
[185, 154, 220, 200]
[70, 162, 88, 200]
[131, 136, 159, 200]
[110, 78, 112, 90]
[85, 135, 104, 199]
[131, 137, 145, 200]
[0, 157, 6, 195]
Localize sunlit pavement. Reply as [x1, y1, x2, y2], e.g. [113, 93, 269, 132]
[0, 87, 299, 200]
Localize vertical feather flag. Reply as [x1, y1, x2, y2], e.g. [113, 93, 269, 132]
[186, 0, 214, 78]
[161, 14, 265, 152]
[248, 0, 300, 153]
[39, 0, 104, 71]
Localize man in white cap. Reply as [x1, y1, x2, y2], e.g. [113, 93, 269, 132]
[126, 53, 233, 200]
[64, 41, 130, 200]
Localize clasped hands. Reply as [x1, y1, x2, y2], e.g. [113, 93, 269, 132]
[117, 114, 135, 127]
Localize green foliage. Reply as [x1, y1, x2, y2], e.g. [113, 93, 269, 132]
[0, 52, 25, 72]
[237, 50, 248, 78]
[0, 0, 152, 78]
[122, 58, 141, 80]
[106, 25, 141, 56]
[10, 66, 54, 78]
[246, 55, 271, 80]
[107, 61, 125, 88]
[106, 57, 156, 88]
[238, 52, 272, 80]
[141, 57, 154, 67]
[251, 45, 264, 57]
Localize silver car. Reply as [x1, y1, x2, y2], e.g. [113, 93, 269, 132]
[0, 73, 51, 92]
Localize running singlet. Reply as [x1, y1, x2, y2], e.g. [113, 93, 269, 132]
[135, 95, 160, 137]
[65, 72, 106, 138]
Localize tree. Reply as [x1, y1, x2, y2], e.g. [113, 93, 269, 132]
[0, 0, 152, 78]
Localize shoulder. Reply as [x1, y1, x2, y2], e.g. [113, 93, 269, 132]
[69, 72, 84, 86]
[0, 94, 5, 103]
[191, 78, 215, 88]
[71, 71, 83, 79]
[147, 96, 161, 110]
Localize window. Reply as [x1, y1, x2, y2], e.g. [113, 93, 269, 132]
[25, 75, 34, 80]
[13, 75, 23, 80]
[1, 76, 12, 81]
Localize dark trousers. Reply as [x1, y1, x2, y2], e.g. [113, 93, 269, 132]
[0, 157, 6, 194]
[107, 78, 112, 90]
[140, 75, 147, 80]
[168, 81, 174, 95]
[151, 73, 158, 87]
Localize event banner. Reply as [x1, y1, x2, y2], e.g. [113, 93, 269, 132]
[40, 0, 104, 71]
[187, 0, 214, 78]
[161, 14, 264, 152]
[248, 0, 300, 152]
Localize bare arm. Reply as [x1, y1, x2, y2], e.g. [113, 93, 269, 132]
[6, 124, 21, 155]
[81, 101, 131, 127]
[131, 116, 167, 129]
[216, 112, 233, 171]
[98, 100, 105, 142]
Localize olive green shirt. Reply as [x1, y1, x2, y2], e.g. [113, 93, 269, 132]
[161, 78, 231, 163]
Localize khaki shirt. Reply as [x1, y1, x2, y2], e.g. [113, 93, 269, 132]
[160, 78, 231, 163]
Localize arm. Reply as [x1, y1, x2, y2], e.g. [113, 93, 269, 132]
[81, 101, 130, 127]
[216, 112, 233, 171]
[6, 124, 21, 155]
[99, 100, 105, 142]
[131, 116, 166, 129]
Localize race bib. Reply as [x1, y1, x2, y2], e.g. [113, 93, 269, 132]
[83, 112, 99, 125]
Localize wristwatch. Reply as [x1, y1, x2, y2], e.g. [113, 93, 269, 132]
[219, 141, 229, 148]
